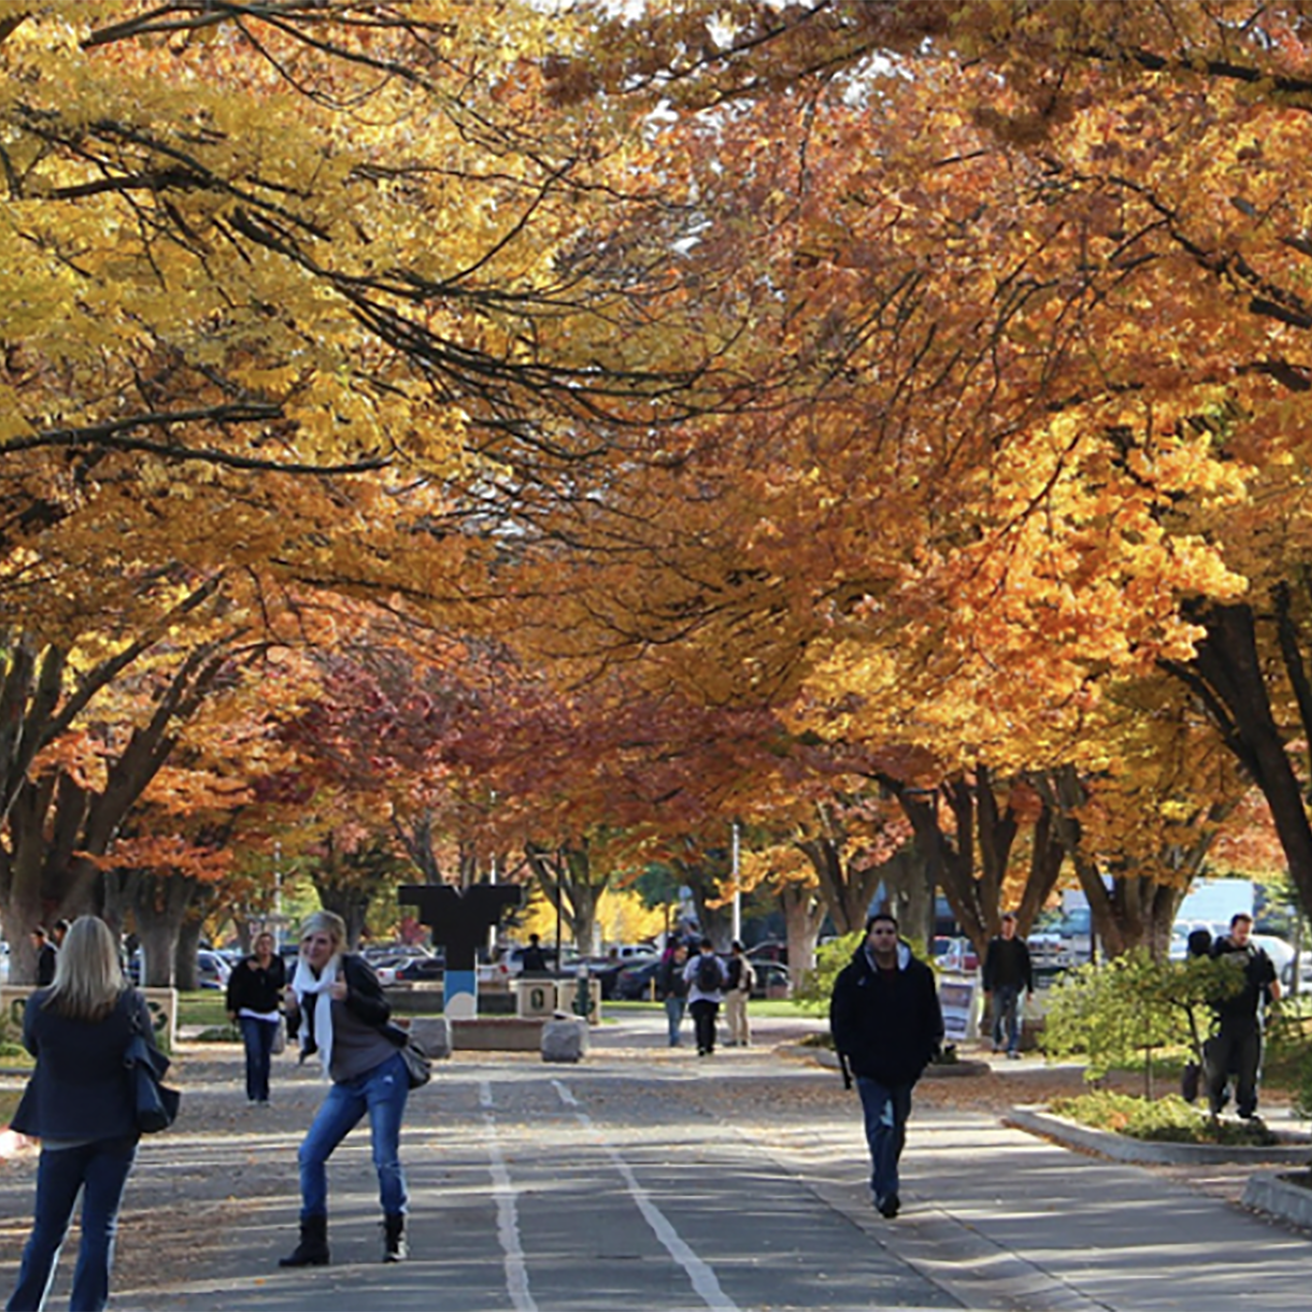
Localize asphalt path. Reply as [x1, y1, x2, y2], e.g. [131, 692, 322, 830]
[4, 1012, 1312, 1311]
[105, 1049, 960, 1312]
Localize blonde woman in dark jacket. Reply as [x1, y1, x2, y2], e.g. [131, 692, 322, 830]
[278, 910, 412, 1268]
[7, 916, 163, 1312]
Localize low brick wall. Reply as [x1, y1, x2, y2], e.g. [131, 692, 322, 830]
[450, 1017, 547, 1051]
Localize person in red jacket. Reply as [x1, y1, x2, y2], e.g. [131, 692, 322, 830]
[830, 912, 943, 1220]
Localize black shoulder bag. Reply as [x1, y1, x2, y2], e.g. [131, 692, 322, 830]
[125, 1006, 181, 1133]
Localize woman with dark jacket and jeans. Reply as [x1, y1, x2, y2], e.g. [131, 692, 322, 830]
[278, 910, 412, 1268]
[225, 930, 286, 1105]
[7, 915, 165, 1312]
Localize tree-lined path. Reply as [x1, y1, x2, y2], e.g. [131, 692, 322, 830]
[4, 1017, 1311, 1312]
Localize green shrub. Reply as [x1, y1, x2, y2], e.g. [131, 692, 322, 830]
[1050, 1091, 1279, 1145]
[791, 931, 862, 1017]
[1266, 1008, 1312, 1119]
[1041, 948, 1242, 1093]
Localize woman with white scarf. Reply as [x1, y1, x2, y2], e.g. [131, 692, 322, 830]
[278, 910, 411, 1267]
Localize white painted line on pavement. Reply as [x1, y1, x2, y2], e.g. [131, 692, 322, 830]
[551, 1079, 741, 1312]
[480, 1080, 538, 1312]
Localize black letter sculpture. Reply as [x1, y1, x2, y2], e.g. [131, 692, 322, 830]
[399, 884, 523, 1018]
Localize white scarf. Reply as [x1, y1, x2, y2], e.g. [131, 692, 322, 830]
[291, 953, 340, 1078]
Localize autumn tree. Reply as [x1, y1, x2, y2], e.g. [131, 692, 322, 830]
[515, 1, 1312, 927]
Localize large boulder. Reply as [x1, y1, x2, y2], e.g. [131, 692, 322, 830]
[540, 1016, 588, 1064]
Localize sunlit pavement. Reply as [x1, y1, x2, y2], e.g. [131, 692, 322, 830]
[3, 1011, 1309, 1311]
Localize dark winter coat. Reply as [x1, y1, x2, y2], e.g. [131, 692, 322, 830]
[830, 941, 944, 1088]
[982, 936, 1034, 993]
[226, 952, 287, 1015]
[286, 953, 405, 1053]
[1210, 937, 1277, 1027]
[10, 987, 159, 1142]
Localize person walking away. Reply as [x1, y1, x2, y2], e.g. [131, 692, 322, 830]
[1204, 912, 1280, 1122]
[723, 942, 756, 1047]
[830, 912, 943, 1220]
[279, 910, 414, 1267]
[657, 943, 690, 1046]
[226, 930, 287, 1106]
[6, 916, 165, 1312]
[29, 929, 58, 987]
[683, 939, 726, 1057]
[982, 913, 1033, 1059]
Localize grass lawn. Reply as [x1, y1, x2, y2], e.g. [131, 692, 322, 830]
[176, 991, 232, 1029]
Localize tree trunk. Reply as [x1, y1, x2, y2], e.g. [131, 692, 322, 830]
[779, 882, 825, 975]
[313, 877, 371, 950]
[795, 828, 885, 935]
[525, 841, 611, 952]
[175, 913, 205, 991]
[137, 918, 180, 988]
[1013, 802, 1066, 935]
[129, 874, 197, 987]
[1164, 600, 1312, 913]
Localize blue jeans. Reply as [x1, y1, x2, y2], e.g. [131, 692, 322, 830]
[6, 1136, 138, 1312]
[855, 1077, 912, 1206]
[991, 985, 1022, 1054]
[298, 1051, 409, 1220]
[663, 996, 686, 1045]
[239, 1015, 278, 1103]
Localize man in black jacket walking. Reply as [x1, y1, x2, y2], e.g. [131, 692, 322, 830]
[830, 913, 943, 1219]
[982, 913, 1034, 1059]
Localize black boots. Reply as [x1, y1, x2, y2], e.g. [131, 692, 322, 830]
[279, 1214, 330, 1267]
[382, 1213, 408, 1263]
[278, 1212, 405, 1265]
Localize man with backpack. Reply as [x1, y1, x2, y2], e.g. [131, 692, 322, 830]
[683, 938, 726, 1056]
[723, 941, 756, 1047]
[1204, 912, 1280, 1122]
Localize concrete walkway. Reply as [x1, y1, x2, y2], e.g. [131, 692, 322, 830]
[3, 1011, 1309, 1311]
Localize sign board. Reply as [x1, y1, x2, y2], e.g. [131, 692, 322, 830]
[515, 979, 556, 1018]
[937, 977, 980, 1041]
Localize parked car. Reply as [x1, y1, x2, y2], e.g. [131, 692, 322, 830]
[610, 942, 658, 960]
[613, 958, 663, 1000]
[503, 943, 581, 977]
[749, 959, 791, 999]
[385, 955, 448, 986]
[747, 940, 789, 965]
[585, 953, 658, 1000]
[932, 936, 980, 973]
[196, 948, 232, 990]
[1282, 954, 1312, 991]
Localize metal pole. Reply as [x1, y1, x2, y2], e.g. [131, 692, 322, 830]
[732, 821, 742, 943]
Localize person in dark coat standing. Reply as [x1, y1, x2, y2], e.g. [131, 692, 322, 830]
[7, 915, 165, 1312]
[29, 928, 57, 988]
[656, 943, 690, 1046]
[830, 912, 943, 1220]
[226, 930, 287, 1106]
[982, 912, 1034, 1059]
